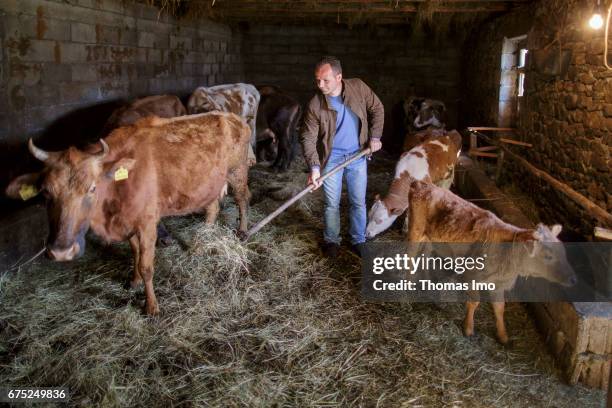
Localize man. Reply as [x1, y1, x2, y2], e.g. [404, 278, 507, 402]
[301, 56, 384, 258]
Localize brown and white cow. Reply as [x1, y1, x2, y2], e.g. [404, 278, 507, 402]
[187, 83, 260, 165]
[366, 131, 462, 238]
[102, 94, 186, 134]
[6, 112, 251, 315]
[256, 85, 302, 171]
[402, 127, 450, 153]
[368, 177, 576, 344]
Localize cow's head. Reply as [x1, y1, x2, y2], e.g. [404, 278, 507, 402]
[5, 139, 133, 261]
[414, 99, 446, 129]
[522, 224, 577, 287]
[187, 90, 220, 114]
[366, 194, 404, 239]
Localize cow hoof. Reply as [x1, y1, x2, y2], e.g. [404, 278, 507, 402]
[235, 229, 248, 241]
[144, 303, 160, 316]
[497, 335, 511, 347]
[156, 236, 174, 247]
[124, 279, 143, 291]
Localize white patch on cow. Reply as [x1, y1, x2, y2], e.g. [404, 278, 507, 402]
[395, 147, 429, 180]
[457, 150, 461, 158]
[427, 139, 449, 152]
[414, 115, 442, 129]
[366, 200, 399, 238]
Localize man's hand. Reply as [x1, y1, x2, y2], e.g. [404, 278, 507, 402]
[369, 138, 382, 153]
[308, 168, 322, 190]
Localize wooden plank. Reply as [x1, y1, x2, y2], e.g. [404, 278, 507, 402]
[474, 145, 498, 152]
[470, 132, 478, 151]
[594, 227, 612, 240]
[500, 137, 533, 147]
[468, 150, 498, 158]
[468, 127, 515, 131]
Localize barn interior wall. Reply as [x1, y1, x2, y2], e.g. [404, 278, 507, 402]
[0, 0, 243, 200]
[462, 0, 611, 237]
[240, 24, 464, 151]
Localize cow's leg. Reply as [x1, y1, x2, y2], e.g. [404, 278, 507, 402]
[492, 302, 509, 344]
[138, 225, 159, 316]
[407, 201, 426, 242]
[205, 200, 220, 225]
[227, 165, 250, 232]
[128, 235, 142, 289]
[463, 300, 480, 337]
[272, 123, 289, 171]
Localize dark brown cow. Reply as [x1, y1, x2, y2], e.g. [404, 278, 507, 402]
[102, 95, 186, 134]
[256, 85, 302, 171]
[367, 177, 576, 344]
[6, 112, 251, 315]
[403, 97, 446, 132]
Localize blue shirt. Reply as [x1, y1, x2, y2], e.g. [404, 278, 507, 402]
[328, 95, 360, 157]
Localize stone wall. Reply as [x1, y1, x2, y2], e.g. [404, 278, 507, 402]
[241, 24, 464, 151]
[462, 0, 611, 237]
[0, 0, 243, 196]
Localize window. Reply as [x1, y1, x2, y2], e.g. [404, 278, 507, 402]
[499, 36, 527, 127]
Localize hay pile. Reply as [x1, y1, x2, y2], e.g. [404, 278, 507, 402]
[0, 154, 604, 407]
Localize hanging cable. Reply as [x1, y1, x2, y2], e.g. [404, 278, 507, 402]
[604, 2, 612, 69]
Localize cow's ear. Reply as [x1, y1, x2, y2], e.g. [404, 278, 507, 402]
[5, 172, 43, 200]
[105, 158, 137, 180]
[390, 207, 404, 216]
[374, 193, 381, 201]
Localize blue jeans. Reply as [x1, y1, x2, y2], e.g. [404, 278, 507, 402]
[322, 152, 367, 245]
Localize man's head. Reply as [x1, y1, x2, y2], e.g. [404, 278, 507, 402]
[315, 56, 343, 96]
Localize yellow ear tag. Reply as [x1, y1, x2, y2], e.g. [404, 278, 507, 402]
[114, 166, 129, 181]
[19, 184, 39, 201]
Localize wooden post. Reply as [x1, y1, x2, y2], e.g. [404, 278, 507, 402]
[495, 150, 505, 183]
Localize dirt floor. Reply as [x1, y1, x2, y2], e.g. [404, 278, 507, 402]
[0, 151, 606, 407]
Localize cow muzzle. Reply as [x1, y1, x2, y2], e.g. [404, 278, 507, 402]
[47, 235, 85, 261]
[47, 243, 80, 261]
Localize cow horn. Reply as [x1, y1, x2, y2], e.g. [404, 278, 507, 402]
[28, 138, 53, 163]
[97, 139, 110, 159]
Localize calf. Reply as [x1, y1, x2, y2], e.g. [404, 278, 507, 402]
[256, 85, 302, 171]
[102, 94, 186, 134]
[366, 131, 462, 238]
[368, 177, 576, 344]
[6, 112, 251, 315]
[187, 83, 260, 165]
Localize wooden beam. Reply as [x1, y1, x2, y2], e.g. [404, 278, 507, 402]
[594, 227, 612, 240]
[468, 150, 498, 158]
[468, 127, 515, 131]
[499, 138, 532, 147]
[473, 145, 499, 152]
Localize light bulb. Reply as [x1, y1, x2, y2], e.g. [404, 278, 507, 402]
[589, 13, 604, 29]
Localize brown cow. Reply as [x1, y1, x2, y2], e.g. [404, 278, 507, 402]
[102, 95, 186, 134]
[6, 112, 251, 315]
[367, 177, 576, 344]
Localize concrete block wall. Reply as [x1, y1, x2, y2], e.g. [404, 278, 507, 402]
[0, 0, 243, 194]
[462, 0, 611, 238]
[241, 24, 464, 151]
